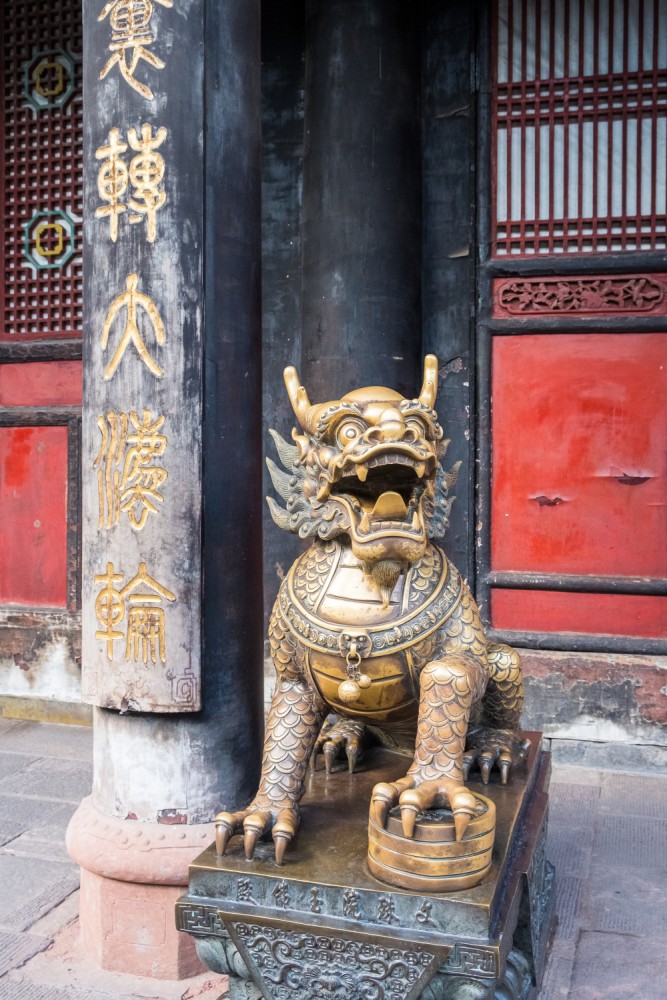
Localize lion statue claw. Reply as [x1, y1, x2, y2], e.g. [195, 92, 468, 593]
[216, 356, 527, 864]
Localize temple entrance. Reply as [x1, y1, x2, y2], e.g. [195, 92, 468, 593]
[1, 0, 665, 743]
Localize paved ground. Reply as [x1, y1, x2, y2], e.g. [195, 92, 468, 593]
[0, 717, 665, 999]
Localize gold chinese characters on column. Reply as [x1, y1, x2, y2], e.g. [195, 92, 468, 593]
[95, 409, 168, 530]
[98, 0, 173, 101]
[96, 125, 168, 243]
[86, 0, 198, 711]
[101, 273, 165, 379]
[94, 561, 176, 663]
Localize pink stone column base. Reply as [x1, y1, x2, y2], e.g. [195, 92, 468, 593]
[67, 797, 217, 978]
[67, 796, 216, 884]
[79, 870, 205, 979]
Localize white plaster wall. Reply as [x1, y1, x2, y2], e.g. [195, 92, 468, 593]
[0, 636, 82, 703]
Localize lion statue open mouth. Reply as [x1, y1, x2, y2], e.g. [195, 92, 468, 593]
[216, 356, 528, 865]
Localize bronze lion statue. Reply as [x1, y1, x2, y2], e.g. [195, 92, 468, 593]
[216, 356, 528, 864]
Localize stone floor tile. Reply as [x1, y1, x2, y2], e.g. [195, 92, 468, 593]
[0, 930, 50, 977]
[551, 765, 605, 788]
[568, 929, 667, 999]
[0, 758, 93, 803]
[538, 953, 574, 1000]
[0, 854, 79, 929]
[0, 719, 25, 734]
[0, 797, 65, 848]
[29, 889, 80, 939]
[0, 753, 38, 781]
[581, 863, 667, 936]
[5, 803, 78, 864]
[547, 823, 593, 879]
[5, 872, 80, 934]
[548, 782, 601, 829]
[0, 723, 92, 761]
[551, 874, 584, 941]
[592, 815, 667, 870]
[598, 772, 667, 819]
[0, 983, 126, 1000]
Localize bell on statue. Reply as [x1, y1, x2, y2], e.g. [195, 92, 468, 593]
[338, 678, 361, 703]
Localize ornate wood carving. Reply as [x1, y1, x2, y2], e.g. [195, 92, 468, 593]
[493, 275, 667, 318]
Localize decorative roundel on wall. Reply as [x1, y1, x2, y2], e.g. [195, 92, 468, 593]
[23, 47, 77, 112]
[23, 209, 78, 271]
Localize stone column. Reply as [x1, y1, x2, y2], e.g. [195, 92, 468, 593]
[301, 0, 422, 399]
[67, 0, 263, 978]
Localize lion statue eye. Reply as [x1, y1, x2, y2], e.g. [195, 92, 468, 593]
[336, 419, 365, 447]
[405, 416, 427, 439]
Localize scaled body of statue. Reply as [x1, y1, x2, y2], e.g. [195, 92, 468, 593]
[216, 356, 528, 864]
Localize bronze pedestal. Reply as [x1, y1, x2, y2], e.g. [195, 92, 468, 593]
[177, 736, 554, 1000]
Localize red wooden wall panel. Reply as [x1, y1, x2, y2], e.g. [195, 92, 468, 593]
[491, 333, 667, 578]
[0, 425, 69, 606]
[492, 589, 666, 639]
[0, 361, 82, 406]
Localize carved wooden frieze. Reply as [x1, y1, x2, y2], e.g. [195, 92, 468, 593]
[493, 274, 667, 318]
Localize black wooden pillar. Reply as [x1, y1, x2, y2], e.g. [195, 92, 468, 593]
[200, 0, 265, 812]
[422, 2, 478, 583]
[72, 2, 263, 974]
[301, 0, 422, 400]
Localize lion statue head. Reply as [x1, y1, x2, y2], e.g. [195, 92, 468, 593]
[267, 355, 460, 582]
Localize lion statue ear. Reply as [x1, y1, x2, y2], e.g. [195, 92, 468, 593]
[418, 354, 439, 407]
[284, 366, 319, 435]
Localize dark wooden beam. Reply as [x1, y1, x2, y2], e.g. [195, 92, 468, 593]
[301, 0, 422, 401]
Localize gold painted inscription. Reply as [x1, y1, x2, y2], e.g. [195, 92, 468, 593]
[96, 125, 167, 243]
[101, 274, 165, 380]
[94, 561, 176, 663]
[98, 0, 173, 101]
[95, 409, 168, 530]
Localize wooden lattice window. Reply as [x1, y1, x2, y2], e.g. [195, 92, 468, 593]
[1, 0, 83, 341]
[493, 0, 667, 255]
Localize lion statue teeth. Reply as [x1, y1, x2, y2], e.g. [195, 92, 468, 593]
[215, 355, 529, 866]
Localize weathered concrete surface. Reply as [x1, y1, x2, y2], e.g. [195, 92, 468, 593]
[549, 737, 667, 773]
[0, 695, 91, 727]
[0, 611, 81, 710]
[521, 649, 667, 746]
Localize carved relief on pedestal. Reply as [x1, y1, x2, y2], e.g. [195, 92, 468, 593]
[231, 923, 439, 1000]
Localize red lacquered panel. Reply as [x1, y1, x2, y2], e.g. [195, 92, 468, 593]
[0, 361, 82, 406]
[491, 333, 667, 578]
[491, 589, 666, 640]
[0, 426, 68, 606]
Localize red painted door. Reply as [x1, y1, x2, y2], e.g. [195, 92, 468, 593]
[481, 0, 667, 653]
